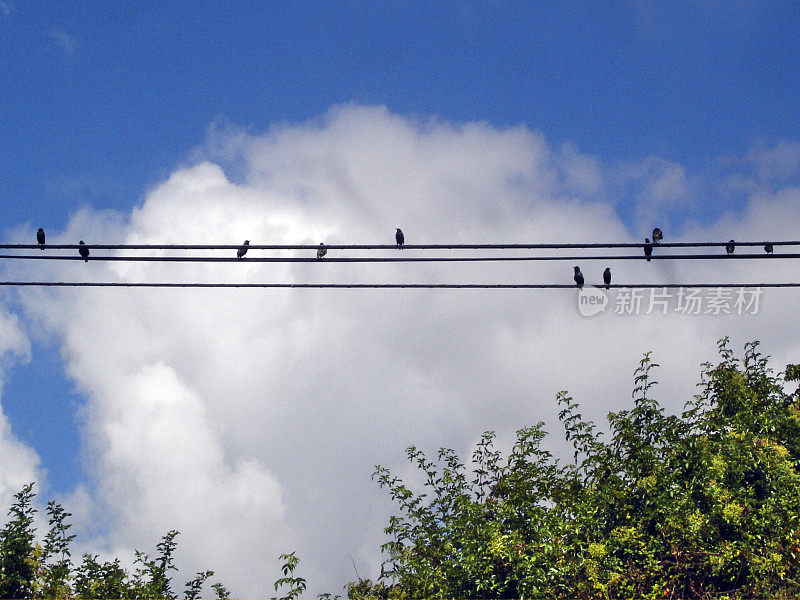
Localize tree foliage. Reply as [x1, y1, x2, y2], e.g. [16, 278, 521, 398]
[3, 339, 798, 599]
[273, 552, 307, 600]
[367, 339, 800, 598]
[0, 488, 228, 599]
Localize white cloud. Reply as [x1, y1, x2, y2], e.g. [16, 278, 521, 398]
[0, 305, 40, 513]
[9, 105, 800, 596]
[559, 142, 604, 196]
[48, 28, 78, 58]
[619, 155, 692, 231]
[746, 140, 800, 183]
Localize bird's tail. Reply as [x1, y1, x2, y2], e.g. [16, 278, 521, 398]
[605, 284, 609, 290]
[646, 257, 651, 262]
[84, 258, 88, 263]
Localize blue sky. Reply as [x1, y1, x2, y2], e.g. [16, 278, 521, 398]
[2, 1, 798, 230]
[1, 2, 799, 594]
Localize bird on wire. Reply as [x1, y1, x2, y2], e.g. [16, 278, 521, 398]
[573, 266, 584, 288]
[237, 240, 249, 260]
[395, 228, 404, 248]
[726, 239, 736, 255]
[644, 238, 653, 261]
[764, 242, 773, 254]
[317, 243, 327, 259]
[37, 228, 45, 249]
[78, 241, 89, 262]
[603, 267, 611, 290]
[652, 227, 663, 244]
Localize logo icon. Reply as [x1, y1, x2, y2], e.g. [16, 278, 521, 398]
[578, 287, 608, 317]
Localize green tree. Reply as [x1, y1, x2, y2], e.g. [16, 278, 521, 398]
[369, 339, 800, 598]
[73, 554, 136, 599]
[0, 483, 38, 599]
[37, 500, 76, 598]
[211, 581, 231, 599]
[131, 529, 180, 599]
[0, 485, 227, 599]
[184, 570, 214, 600]
[274, 552, 307, 600]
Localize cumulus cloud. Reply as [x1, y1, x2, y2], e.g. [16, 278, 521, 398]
[0, 305, 40, 512]
[8, 105, 800, 595]
[746, 140, 800, 184]
[619, 155, 693, 231]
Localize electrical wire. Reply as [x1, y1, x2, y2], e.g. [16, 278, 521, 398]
[1, 241, 798, 250]
[2, 240, 796, 288]
[0, 253, 798, 262]
[1, 282, 798, 288]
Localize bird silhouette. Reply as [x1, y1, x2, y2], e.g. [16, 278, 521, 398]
[573, 266, 584, 288]
[237, 240, 249, 259]
[652, 227, 663, 244]
[395, 228, 404, 248]
[764, 243, 773, 254]
[78, 241, 89, 262]
[726, 239, 735, 255]
[644, 238, 653, 261]
[317, 243, 327, 259]
[37, 228, 45, 249]
[603, 267, 611, 290]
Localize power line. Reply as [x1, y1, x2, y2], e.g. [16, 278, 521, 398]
[1, 253, 799, 262]
[1, 281, 798, 289]
[1, 241, 798, 250]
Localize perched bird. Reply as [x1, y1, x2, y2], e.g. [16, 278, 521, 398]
[644, 238, 653, 261]
[603, 267, 611, 290]
[78, 241, 89, 262]
[36, 228, 45, 249]
[237, 240, 249, 260]
[573, 266, 584, 288]
[726, 239, 735, 255]
[764, 243, 773, 254]
[652, 227, 663, 244]
[317, 243, 327, 259]
[395, 228, 404, 248]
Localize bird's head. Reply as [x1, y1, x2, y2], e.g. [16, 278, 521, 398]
[38, 228, 43, 233]
[574, 266, 580, 272]
[645, 238, 650, 243]
[79, 240, 84, 244]
[244, 240, 250, 244]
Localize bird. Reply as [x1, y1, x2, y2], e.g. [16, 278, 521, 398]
[726, 239, 735, 255]
[36, 228, 45, 249]
[237, 240, 249, 260]
[317, 243, 327, 259]
[78, 241, 89, 262]
[652, 227, 663, 244]
[573, 266, 584, 288]
[603, 267, 611, 290]
[644, 238, 653, 261]
[764, 242, 773, 254]
[395, 228, 404, 248]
